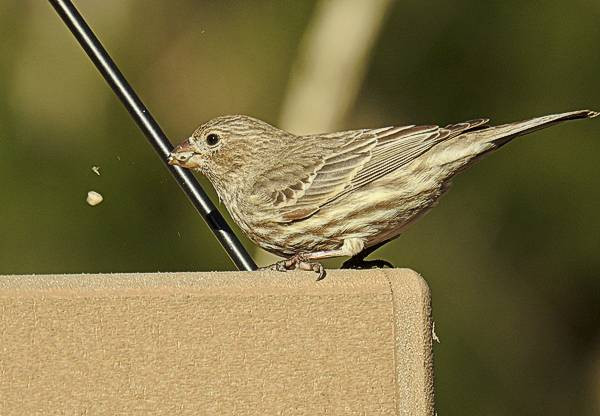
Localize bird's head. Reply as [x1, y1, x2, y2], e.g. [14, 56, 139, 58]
[169, 115, 289, 191]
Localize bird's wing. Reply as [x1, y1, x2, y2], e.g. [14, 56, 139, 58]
[250, 129, 375, 222]
[340, 118, 489, 194]
[253, 119, 489, 222]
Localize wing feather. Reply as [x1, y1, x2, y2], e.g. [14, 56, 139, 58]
[253, 118, 489, 222]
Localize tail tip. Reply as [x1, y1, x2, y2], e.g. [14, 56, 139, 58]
[587, 110, 600, 118]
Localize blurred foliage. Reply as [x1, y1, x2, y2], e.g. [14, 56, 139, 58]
[0, 1, 598, 414]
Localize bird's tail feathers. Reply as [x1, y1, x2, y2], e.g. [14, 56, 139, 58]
[478, 109, 598, 148]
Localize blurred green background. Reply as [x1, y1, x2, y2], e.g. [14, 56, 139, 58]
[1, 1, 598, 414]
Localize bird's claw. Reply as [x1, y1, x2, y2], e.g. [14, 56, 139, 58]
[260, 254, 326, 280]
[341, 258, 394, 270]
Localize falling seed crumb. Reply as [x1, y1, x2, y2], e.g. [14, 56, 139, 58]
[92, 166, 101, 176]
[86, 191, 103, 206]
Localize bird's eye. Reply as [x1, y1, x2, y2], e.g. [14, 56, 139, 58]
[206, 133, 220, 146]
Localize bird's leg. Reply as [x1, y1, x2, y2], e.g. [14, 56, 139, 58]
[261, 238, 366, 280]
[341, 240, 394, 270]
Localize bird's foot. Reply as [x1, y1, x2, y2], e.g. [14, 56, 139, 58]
[260, 254, 326, 280]
[341, 257, 394, 270]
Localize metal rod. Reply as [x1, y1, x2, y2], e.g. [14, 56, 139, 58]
[48, 0, 257, 271]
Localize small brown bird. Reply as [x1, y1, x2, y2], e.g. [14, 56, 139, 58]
[169, 110, 598, 279]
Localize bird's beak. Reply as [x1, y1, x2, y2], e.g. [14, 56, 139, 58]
[168, 139, 198, 168]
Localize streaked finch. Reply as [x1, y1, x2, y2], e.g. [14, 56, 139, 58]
[169, 110, 598, 279]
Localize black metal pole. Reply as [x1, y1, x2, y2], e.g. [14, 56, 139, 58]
[48, 0, 257, 271]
